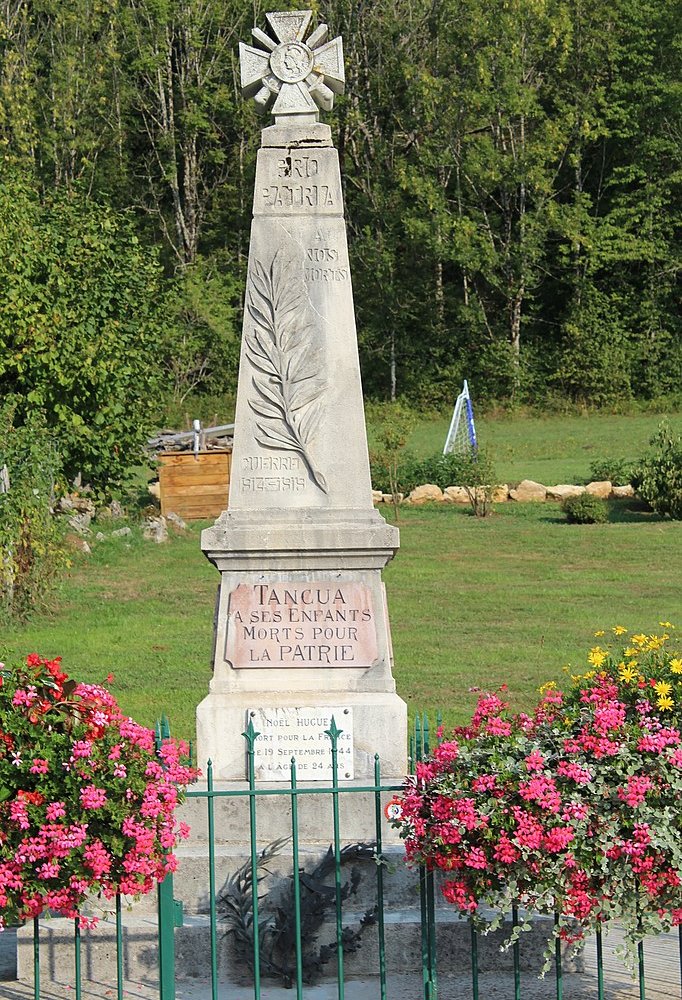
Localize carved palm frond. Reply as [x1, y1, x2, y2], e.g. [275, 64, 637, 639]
[245, 250, 328, 494]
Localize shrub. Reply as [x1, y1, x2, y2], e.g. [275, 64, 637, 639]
[367, 402, 415, 519]
[637, 422, 682, 520]
[588, 457, 636, 485]
[398, 627, 682, 957]
[563, 493, 608, 524]
[371, 450, 498, 497]
[0, 654, 197, 928]
[0, 402, 67, 622]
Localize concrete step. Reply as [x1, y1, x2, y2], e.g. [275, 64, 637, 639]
[0, 972, 607, 1000]
[132, 842, 420, 915]
[16, 909, 580, 984]
[177, 780, 404, 847]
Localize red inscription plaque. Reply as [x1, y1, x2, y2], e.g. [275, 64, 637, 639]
[225, 581, 378, 668]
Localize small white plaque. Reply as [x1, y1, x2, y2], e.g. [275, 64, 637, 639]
[247, 706, 354, 781]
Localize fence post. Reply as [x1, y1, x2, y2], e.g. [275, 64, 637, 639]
[156, 715, 180, 1000]
[158, 874, 177, 1000]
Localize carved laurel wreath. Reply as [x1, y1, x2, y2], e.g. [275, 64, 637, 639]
[245, 250, 328, 493]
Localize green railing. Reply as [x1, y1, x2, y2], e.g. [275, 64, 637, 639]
[20, 711, 682, 999]
[181, 715, 416, 1000]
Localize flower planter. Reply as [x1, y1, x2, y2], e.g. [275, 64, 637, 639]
[158, 450, 232, 520]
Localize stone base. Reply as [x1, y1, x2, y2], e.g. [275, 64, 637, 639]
[196, 690, 407, 783]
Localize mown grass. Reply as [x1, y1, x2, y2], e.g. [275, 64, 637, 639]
[405, 410, 682, 485]
[3, 498, 679, 743]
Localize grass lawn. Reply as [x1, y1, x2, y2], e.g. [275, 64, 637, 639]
[2, 498, 679, 745]
[405, 410, 682, 485]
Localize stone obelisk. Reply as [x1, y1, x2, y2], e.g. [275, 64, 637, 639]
[197, 10, 407, 782]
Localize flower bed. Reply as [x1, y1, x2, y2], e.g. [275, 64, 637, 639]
[398, 626, 682, 952]
[0, 654, 197, 929]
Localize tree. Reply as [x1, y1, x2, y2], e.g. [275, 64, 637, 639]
[0, 176, 164, 494]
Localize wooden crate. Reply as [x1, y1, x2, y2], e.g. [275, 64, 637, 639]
[158, 450, 231, 520]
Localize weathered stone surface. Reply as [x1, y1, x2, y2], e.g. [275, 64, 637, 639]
[407, 483, 444, 504]
[166, 511, 187, 531]
[612, 483, 635, 498]
[490, 484, 510, 502]
[143, 517, 168, 543]
[67, 512, 92, 534]
[197, 13, 406, 790]
[547, 484, 586, 501]
[372, 489, 383, 504]
[510, 480, 547, 502]
[66, 535, 91, 554]
[71, 496, 96, 515]
[95, 531, 106, 541]
[585, 480, 612, 498]
[443, 486, 470, 504]
[382, 492, 403, 503]
[147, 480, 161, 499]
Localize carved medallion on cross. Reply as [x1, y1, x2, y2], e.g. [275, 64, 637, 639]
[239, 10, 344, 122]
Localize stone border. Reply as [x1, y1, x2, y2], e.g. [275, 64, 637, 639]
[372, 480, 636, 506]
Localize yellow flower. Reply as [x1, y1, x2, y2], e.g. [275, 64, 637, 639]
[647, 635, 664, 650]
[659, 621, 675, 629]
[669, 659, 682, 675]
[657, 695, 674, 711]
[654, 680, 672, 698]
[631, 633, 648, 646]
[618, 663, 638, 684]
[588, 647, 607, 667]
[539, 681, 557, 694]
[624, 646, 638, 657]
[584, 670, 596, 680]
[612, 625, 628, 635]
[594, 629, 605, 637]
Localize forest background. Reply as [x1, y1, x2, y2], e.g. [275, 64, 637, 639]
[0, 0, 680, 491]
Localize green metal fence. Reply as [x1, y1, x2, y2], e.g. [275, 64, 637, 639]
[19, 712, 682, 999]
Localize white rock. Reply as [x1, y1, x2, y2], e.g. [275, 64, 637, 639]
[407, 483, 444, 504]
[67, 512, 92, 535]
[585, 480, 612, 499]
[143, 517, 168, 543]
[382, 493, 403, 504]
[372, 490, 384, 504]
[111, 526, 132, 538]
[166, 511, 187, 531]
[148, 481, 161, 499]
[490, 484, 510, 503]
[443, 486, 470, 504]
[547, 485, 586, 501]
[509, 480, 547, 502]
[612, 484, 635, 498]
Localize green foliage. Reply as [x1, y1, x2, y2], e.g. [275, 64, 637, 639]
[588, 458, 636, 486]
[0, 3, 679, 410]
[563, 493, 608, 525]
[371, 447, 498, 500]
[160, 252, 241, 405]
[0, 402, 67, 622]
[637, 422, 682, 520]
[367, 401, 415, 518]
[0, 177, 164, 495]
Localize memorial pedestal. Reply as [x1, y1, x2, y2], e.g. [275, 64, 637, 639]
[197, 10, 407, 821]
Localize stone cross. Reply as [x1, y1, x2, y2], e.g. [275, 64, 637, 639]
[239, 10, 344, 122]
